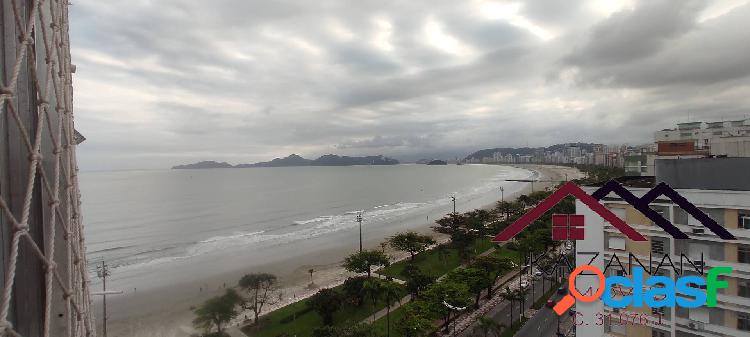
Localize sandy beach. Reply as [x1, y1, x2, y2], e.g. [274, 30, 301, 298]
[103, 164, 582, 337]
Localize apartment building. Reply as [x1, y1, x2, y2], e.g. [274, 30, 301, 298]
[655, 119, 750, 157]
[575, 158, 750, 337]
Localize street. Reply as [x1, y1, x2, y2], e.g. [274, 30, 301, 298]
[514, 292, 571, 337]
[459, 275, 563, 336]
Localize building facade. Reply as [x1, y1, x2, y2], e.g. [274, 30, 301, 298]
[655, 119, 750, 157]
[575, 158, 750, 337]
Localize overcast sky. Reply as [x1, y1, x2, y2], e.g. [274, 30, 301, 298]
[70, 0, 750, 170]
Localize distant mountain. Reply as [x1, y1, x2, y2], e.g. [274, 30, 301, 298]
[172, 161, 233, 169]
[235, 154, 311, 168]
[465, 143, 597, 161]
[426, 160, 448, 165]
[311, 154, 398, 166]
[175, 154, 399, 169]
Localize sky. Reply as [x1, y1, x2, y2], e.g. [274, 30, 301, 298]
[70, 0, 750, 170]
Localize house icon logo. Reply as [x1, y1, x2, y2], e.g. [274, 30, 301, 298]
[493, 181, 736, 242]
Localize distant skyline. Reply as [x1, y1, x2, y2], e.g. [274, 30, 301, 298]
[70, 0, 750, 170]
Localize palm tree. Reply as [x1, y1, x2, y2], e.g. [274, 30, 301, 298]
[517, 287, 529, 319]
[500, 287, 515, 328]
[381, 281, 402, 337]
[362, 278, 383, 323]
[476, 316, 504, 337]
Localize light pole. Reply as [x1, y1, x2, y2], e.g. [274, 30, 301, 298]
[356, 211, 363, 252]
[500, 186, 504, 202]
[442, 300, 468, 334]
[93, 261, 124, 337]
[451, 195, 456, 214]
[97, 261, 110, 337]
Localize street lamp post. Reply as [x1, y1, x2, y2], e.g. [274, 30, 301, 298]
[356, 211, 363, 252]
[500, 186, 504, 202]
[451, 195, 456, 214]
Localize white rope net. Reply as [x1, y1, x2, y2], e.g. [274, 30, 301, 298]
[1, 0, 94, 337]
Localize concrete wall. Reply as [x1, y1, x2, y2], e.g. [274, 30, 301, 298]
[655, 158, 750, 191]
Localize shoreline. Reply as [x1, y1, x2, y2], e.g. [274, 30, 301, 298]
[104, 164, 582, 337]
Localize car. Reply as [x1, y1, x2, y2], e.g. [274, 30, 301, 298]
[535, 271, 543, 277]
[546, 299, 556, 308]
[520, 281, 529, 288]
[557, 286, 567, 294]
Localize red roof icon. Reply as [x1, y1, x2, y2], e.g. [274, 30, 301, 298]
[493, 181, 647, 242]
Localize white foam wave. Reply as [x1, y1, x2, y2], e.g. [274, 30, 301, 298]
[111, 165, 535, 273]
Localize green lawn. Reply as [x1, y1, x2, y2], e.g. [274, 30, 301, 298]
[378, 237, 499, 280]
[241, 284, 406, 337]
[242, 237, 518, 337]
[490, 246, 521, 264]
[368, 304, 408, 337]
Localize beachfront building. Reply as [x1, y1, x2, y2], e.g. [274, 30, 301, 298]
[655, 119, 750, 157]
[575, 158, 750, 337]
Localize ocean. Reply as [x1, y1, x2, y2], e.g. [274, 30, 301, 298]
[80, 164, 533, 320]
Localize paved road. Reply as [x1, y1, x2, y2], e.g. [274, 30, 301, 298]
[515, 292, 568, 337]
[458, 276, 559, 336]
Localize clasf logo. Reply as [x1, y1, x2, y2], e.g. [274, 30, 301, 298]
[553, 265, 733, 315]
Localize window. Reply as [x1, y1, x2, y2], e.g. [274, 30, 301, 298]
[739, 312, 750, 331]
[609, 237, 626, 250]
[652, 329, 667, 337]
[740, 245, 750, 264]
[740, 213, 750, 229]
[740, 281, 750, 298]
[652, 239, 665, 255]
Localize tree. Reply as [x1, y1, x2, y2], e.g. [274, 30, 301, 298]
[401, 265, 434, 300]
[389, 231, 436, 262]
[362, 278, 383, 321]
[192, 289, 242, 335]
[517, 234, 544, 304]
[433, 213, 475, 261]
[500, 287, 516, 328]
[343, 250, 389, 278]
[447, 267, 490, 308]
[473, 255, 512, 297]
[342, 276, 368, 306]
[516, 287, 529, 319]
[308, 288, 343, 326]
[238, 273, 278, 325]
[422, 281, 471, 332]
[476, 316, 504, 337]
[380, 280, 403, 337]
[494, 201, 524, 220]
[396, 303, 433, 337]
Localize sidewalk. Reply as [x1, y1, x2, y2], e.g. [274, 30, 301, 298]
[360, 294, 412, 323]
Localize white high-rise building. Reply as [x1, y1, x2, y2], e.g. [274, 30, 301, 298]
[575, 158, 750, 337]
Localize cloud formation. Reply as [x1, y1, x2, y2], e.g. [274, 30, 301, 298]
[69, 0, 750, 170]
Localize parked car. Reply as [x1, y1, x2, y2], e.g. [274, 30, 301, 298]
[520, 281, 529, 288]
[557, 286, 567, 294]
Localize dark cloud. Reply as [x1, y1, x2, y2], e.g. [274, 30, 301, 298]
[564, 0, 705, 66]
[69, 0, 750, 170]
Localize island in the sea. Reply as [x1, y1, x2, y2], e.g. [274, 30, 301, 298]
[173, 154, 399, 169]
